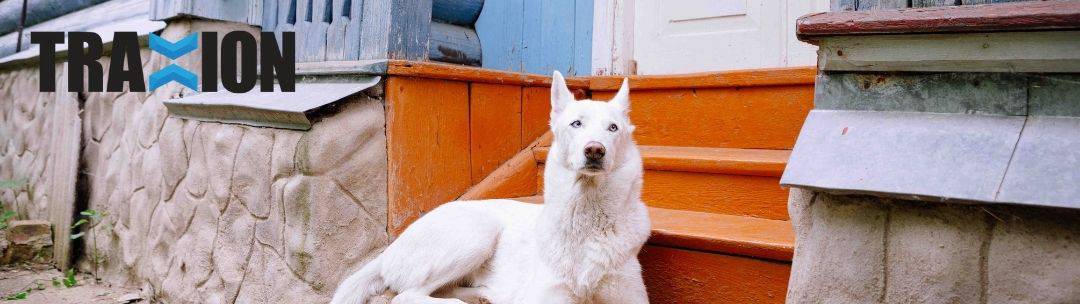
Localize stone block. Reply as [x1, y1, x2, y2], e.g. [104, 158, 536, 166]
[1, 220, 52, 264]
[885, 202, 986, 304]
[786, 193, 887, 304]
[987, 207, 1080, 303]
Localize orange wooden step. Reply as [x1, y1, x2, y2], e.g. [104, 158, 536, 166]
[510, 196, 794, 261]
[590, 84, 813, 150]
[534, 146, 791, 220]
[640, 245, 790, 304]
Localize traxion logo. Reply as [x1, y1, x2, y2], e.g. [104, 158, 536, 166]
[31, 31, 296, 93]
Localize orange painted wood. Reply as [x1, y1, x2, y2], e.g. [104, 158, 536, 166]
[387, 60, 589, 88]
[520, 87, 552, 149]
[470, 83, 523, 184]
[593, 85, 814, 149]
[648, 207, 793, 261]
[534, 146, 790, 220]
[642, 170, 789, 221]
[590, 67, 816, 91]
[511, 196, 793, 261]
[640, 245, 790, 304]
[386, 76, 472, 236]
[458, 133, 551, 201]
[534, 146, 790, 177]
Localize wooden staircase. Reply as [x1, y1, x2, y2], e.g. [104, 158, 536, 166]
[457, 68, 816, 303]
[381, 62, 815, 303]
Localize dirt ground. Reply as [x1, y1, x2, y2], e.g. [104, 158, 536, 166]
[0, 264, 143, 303]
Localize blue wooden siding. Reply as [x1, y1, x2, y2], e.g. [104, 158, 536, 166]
[476, 0, 593, 76]
[147, 0, 592, 74]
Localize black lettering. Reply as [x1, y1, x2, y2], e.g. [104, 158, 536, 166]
[106, 32, 145, 92]
[201, 32, 218, 92]
[68, 32, 105, 92]
[221, 31, 257, 93]
[260, 32, 295, 92]
[29, 32, 64, 92]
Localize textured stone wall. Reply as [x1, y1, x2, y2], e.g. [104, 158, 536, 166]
[0, 20, 390, 303]
[0, 66, 59, 221]
[787, 189, 1080, 304]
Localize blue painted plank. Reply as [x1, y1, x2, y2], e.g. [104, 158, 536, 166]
[521, 0, 544, 74]
[475, 0, 523, 71]
[540, 0, 575, 75]
[432, 0, 484, 26]
[476, 0, 592, 76]
[572, 0, 592, 76]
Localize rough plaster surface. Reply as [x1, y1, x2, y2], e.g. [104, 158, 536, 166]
[0, 65, 58, 221]
[0, 20, 390, 303]
[787, 191, 1080, 304]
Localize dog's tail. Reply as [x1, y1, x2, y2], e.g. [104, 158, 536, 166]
[330, 256, 386, 304]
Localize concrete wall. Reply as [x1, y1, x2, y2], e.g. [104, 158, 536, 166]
[787, 189, 1080, 304]
[0, 20, 390, 303]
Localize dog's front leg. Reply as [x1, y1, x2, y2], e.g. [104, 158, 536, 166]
[591, 260, 648, 304]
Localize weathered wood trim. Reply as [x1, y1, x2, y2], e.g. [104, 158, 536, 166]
[428, 21, 481, 66]
[150, 0, 263, 25]
[386, 60, 589, 88]
[386, 0, 434, 60]
[816, 31, 1080, 73]
[457, 132, 550, 201]
[589, 67, 817, 91]
[432, 0, 484, 25]
[293, 59, 389, 75]
[800, 0, 1080, 39]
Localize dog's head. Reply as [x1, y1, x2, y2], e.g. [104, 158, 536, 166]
[549, 71, 635, 176]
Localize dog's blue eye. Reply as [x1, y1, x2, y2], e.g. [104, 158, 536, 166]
[571, 120, 582, 128]
[608, 124, 618, 132]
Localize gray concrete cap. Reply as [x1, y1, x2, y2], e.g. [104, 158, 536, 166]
[163, 76, 381, 130]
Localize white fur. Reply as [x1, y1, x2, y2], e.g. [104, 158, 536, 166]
[330, 72, 651, 304]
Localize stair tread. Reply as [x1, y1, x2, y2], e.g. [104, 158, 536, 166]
[510, 196, 794, 261]
[533, 145, 790, 177]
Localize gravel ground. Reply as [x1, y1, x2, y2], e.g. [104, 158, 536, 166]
[0, 264, 143, 303]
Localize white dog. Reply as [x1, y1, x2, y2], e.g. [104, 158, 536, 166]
[330, 71, 651, 304]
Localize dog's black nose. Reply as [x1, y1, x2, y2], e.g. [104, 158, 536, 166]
[584, 142, 606, 160]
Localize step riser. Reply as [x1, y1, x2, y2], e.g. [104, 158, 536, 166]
[641, 245, 791, 304]
[592, 85, 814, 150]
[538, 164, 790, 220]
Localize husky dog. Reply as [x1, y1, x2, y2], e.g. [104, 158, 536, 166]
[330, 71, 650, 304]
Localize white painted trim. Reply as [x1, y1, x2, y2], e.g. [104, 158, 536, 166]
[591, 0, 634, 75]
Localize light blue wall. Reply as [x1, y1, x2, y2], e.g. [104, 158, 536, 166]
[476, 0, 593, 76]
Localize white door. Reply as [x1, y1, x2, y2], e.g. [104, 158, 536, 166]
[594, 0, 828, 75]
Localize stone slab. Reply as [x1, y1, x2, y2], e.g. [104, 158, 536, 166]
[815, 72, 1028, 116]
[781, 110, 1024, 203]
[1029, 74, 1080, 117]
[163, 76, 380, 130]
[996, 116, 1080, 208]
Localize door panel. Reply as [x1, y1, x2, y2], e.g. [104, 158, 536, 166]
[632, 0, 827, 75]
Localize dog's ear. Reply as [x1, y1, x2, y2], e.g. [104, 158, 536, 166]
[551, 71, 574, 116]
[609, 78, 630, 113]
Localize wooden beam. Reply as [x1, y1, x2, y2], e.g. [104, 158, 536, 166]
[799, 0, 1080, 39]
[816, 31, 1080, 73]
[428, 21, 481, 66]
[386, 60, 589, 88]
[589, 67, 817, 91]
